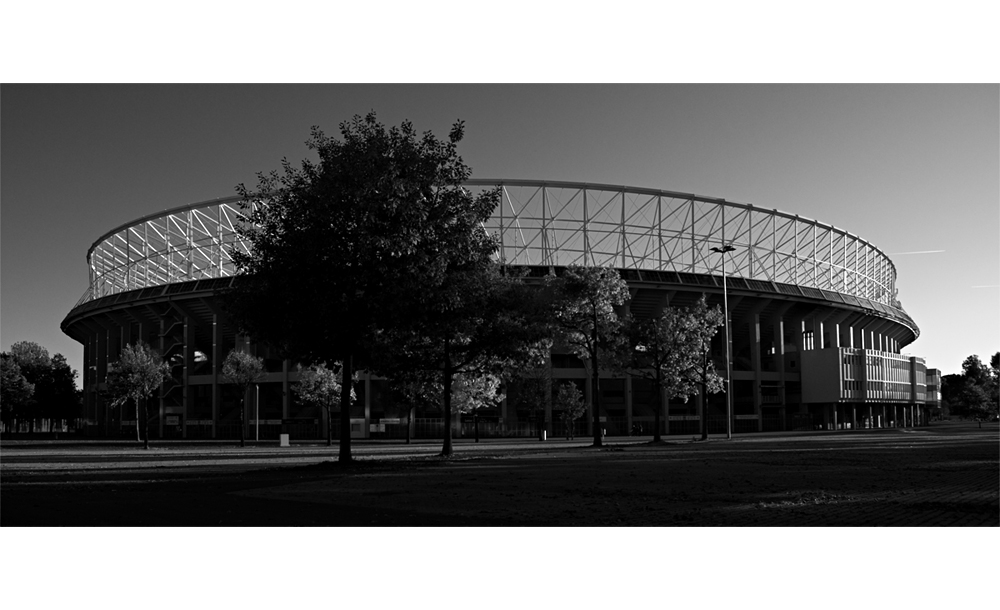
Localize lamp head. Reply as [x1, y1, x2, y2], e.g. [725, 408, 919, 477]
[711, 245, 737, 253]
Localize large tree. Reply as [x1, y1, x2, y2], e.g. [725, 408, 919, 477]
[106, 342, 171, 449]
[381, 264, 552, 455]
[544, 266, 630, 447]
[1, 354, 34, 432]
[624, 306, 704, 442]
[228, 112, 498, 463]
[5, 341, 80, 433]
[7, 341, 51, 433]
[36, 354, 81, 431]
[946, 354, 1000, 423]
[221, 350, 266, 448]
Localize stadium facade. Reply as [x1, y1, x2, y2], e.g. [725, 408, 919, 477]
[62, 179, 938, 439]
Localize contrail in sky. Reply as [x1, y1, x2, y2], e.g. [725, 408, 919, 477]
[887, 249, 946, 255]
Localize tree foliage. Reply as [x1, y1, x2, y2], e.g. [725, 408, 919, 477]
[452, 373, 505, 415]
[3, 341, 81, 433]
[221, 349, 266, 448]
[228, 112, 497, 462]
[38, 354, 81, 427]
[944, 353, 999, 421]
[106, 342, 171, 448]
[544, 266, 630, 446]
[1, 354, 34, 430]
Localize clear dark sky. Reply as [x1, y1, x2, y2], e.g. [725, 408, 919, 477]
[2, 84, 997, 378]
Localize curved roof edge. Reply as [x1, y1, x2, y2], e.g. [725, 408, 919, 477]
[84, 179, 897, 279]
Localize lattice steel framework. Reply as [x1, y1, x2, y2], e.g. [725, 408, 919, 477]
[76, 197, 255, 307]
[76, 180, 901, 309]
[468, 179, 899, 307]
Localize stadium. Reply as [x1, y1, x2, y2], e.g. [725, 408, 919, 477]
[61, 179, 941, 440]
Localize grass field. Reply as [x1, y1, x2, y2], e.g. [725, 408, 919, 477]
[2, 421, 997, 526]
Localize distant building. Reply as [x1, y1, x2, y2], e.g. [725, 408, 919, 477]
[62, 180, 935, 439]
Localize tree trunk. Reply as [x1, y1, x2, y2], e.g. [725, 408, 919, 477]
[474, 412, 479, 443]
[442, 340, 454, 456]
[135, 397, 142, 442]
[406, 405, 413, 445]
[239, 391, 246, 448]
[591, 308, 602, 447]
[339, 355, 353, 463]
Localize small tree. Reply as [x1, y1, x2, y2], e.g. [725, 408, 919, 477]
[555, 382, 586, 440]
[452, 373, 505, 442]
[625, 306, 709, 442]
[106, 342, 171, 449]
[685, 296, 725, 440]
[510, 365, 552, 441]
[294, 362, 356, 446]
[222, 350, 266, 448]
[545, 266, 630, 447]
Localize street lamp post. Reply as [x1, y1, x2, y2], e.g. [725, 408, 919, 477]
[711, 245, 736, 440]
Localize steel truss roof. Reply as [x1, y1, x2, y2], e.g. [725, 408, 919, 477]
[75, 180, 903, 315]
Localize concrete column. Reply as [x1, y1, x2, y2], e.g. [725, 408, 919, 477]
[751, 315, 762, 432]
[791, 318, 805, 355]
[544, 372, 554, 437]
[774, 317, 787, 431]
[833, 404, 838, 430]
[182, 316, 191, 439]
[808, 318, 822, 350]
[364, 372, 371, 438]
[97, 330, 108, 432]
[851, 405, 857, 430]
[625, 374, 633, 435]
[211, 314, 219, 439]
[282, 359, 290, 420]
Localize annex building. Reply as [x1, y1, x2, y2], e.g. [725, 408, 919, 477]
[62, 179, 939, 439]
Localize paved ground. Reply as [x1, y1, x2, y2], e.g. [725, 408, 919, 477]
[2, 421, 997, 526]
